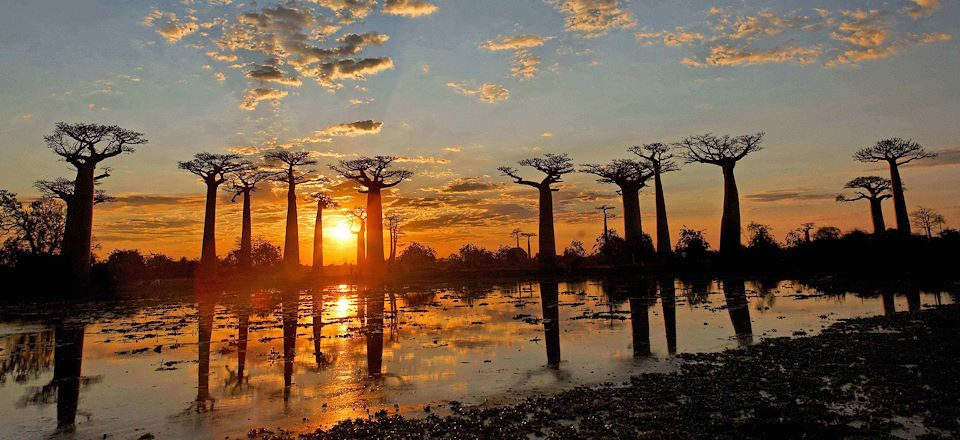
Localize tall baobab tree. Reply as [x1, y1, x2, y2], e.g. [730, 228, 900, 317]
[836, 176, 892, 234]
[309, 193, 337, 273]
[228, 168, 272, 269]
[179, 153, 250, 271]
[854, 138, 935, 235]
[677, 133, 764, 254]
[580, 159, 653, 252]
[499, 153, 574, 268]
[510, 228, 523, 249]
[350, 208, 367, 268]
[521, 232, 536, 259]
[35, 177, 114, 207]
[595, 205, 615, 249]
[630, 143, 680, 255]
[265, 150, 320, 270]
[386, 213, 403, 262]
[330, 156, 413, 273]
[42, 122, 147, 284]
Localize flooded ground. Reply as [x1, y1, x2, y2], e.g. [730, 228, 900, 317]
[0, 278, 952, 440]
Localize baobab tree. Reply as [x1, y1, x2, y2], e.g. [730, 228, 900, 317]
[309, 193, 337, 272]
[630, 143, 680, 255]
[350, 208, 367, 268]
[677, 133, 764, 254]
[228, 168, 272, 269]
[595, 205, 615, 249]
[580, 159, 653, 254]
[330, 156, 412, 273]
[854, 138, 935, 235]
[521, 232, 536, 259]
[386, 213, 403, 262]
[35, 178, 114, 207]
[499, 153, 574, 268]
[510, 228, 523, 249]
[178, 153, 250, 271]
[910, 207, 945, 239]
[42, 122, 147, 283]
[265, 150, 320, 271]
[836, 176, 892, 234]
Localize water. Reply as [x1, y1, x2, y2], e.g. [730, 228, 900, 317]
[0, 278, 951, 440]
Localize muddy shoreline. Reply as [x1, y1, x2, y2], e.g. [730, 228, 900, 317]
[248, 304, 960, 439]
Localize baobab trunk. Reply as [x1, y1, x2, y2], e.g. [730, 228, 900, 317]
[869, 198, 886, 234]
[200, 180, 219, 270]
[653, 171, 672, 255]
[61, 163, 96, 284]
[887, 160, 910, 234]
[365, 187, 385, 272]
[312, 204, 323, 273]
[283, 179, 300, 269]
[356, 222, 366, 268]
[629, 297, 651, 357]
[719, 164, 742, 254]
[620, 187, 642, 245]
[537, 187, 557, 268]
[239, 191, 252, 269]
[540, 282, 560, 367]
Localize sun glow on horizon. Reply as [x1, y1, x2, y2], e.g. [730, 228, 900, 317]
[328, 222, 353, 242]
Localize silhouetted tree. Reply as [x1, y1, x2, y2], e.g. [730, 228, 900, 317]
[310, 193, 337, 272]
[675, 226, 710, 260]
[265, 150, 320, 270]
[499, 153, 574, 268]
[911, 207, 945, 239]
[746, 222, 779, 250]
[813, 226, 842, 241]
[580, 160, 652, 255]
[560, 240, 586, 269]
[229, 169, 272, 269]
[331, 156, 412, 273]
[510, 228, 523, 249]
[43, 122, 147, 284]
[798, 222, 815, 243]
[836, 176, 892, 234]
[630, 143, 680, 255]
[35, 178, 113, 207]
[179, 153, 250, 271]
[397, 242, 437, 268]
[521, 232, 536, 259]
[595, 205, 615, 250]
[386, 213, 403, 262]
[854, 138, 935, 235]
[677, 133, 763, 254]
[350, 208, 367, 268]
[0, 191, 65, 256]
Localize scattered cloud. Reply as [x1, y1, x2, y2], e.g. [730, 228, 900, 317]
[239, 87, 288, 110]
[746, 189, 836, 202]
[395, 155, 450, 164]
[443, 146, 462, 153]
[480, 34, 554, 79]
[683, 45, 822, 68]
[142, 9, 199, 43]
[546, 0, 635, 38]
[315, 120, 383, 137]
[903, 0, 941, 19]
[382, 0, 438, 17]
[905, 147, 960, 168]
[447, 82, 510, 103]
[17, 113, 33, 121]
[541, 131, 553, 137]
[227, 145, 259, 155]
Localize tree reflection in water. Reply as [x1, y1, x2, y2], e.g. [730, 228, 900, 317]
[723, 278, 754, 347]
[539, 281, 561, 368]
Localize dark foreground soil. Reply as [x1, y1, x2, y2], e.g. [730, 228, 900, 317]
[258, 305, 960, 439]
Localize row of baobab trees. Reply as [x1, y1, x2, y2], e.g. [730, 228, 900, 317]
[35, 122, 937, 285]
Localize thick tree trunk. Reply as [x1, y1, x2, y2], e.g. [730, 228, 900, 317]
[282, 177, 300, 269]
[621, 186, 642, 244]
[720, 164, 742, 255]
[868, 198, 886, 234]
[282, 290, 297, 398]
[660, 277, 677, 355]
[239, 191, 252, 269]
[54, 322, 84, 431]
[888, 160, 910, 235]
[197, 294, 214, 405]
[62, 164, 96, 284]
[312, 204, 323, 273]
[365, 187, 385, 273]
[654, 170, 672, 255]
[365, 289, 385, 377]
[539, 282, 560, 368]
[200, 180, 219, 271]
[537, 187, 557, 268]
[356, 223, 366, 268]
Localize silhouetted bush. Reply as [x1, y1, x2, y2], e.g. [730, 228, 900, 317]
[396, 242, 437, 268]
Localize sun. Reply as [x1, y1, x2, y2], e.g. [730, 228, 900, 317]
[328, 222, 353, 241]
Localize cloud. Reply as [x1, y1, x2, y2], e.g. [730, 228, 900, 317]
[511, 51, 542, 79]
[395, 155, 450, 164]
[239, 87, 288, 110]
[311, 0, 377, 24]
[903, 0, 941, 19]
[447, 82, 510, 103]
[246, 64, 303, 86]
[315, 120, 383, 137]
[143, 9, 199, 43]
[227, 145, 259, 155]
[745, 189, 836, 202]
[546, 0, 635, 38]
[479, 34, 552, 52]
[17, 113, 33, 121]
[683, 45, 821, 67]
[443, 146, 462, 153]
[636, 28, 704, 47]
[541, 131, 553, 137]
[905, 147, 960, 168]
[382, 0, 438, 17]
[827, 31, 950, 67]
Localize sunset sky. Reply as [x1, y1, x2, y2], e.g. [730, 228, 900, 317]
[1, 0, 958, 264]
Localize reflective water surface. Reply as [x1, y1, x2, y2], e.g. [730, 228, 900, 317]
[0, 278, 952, 440]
